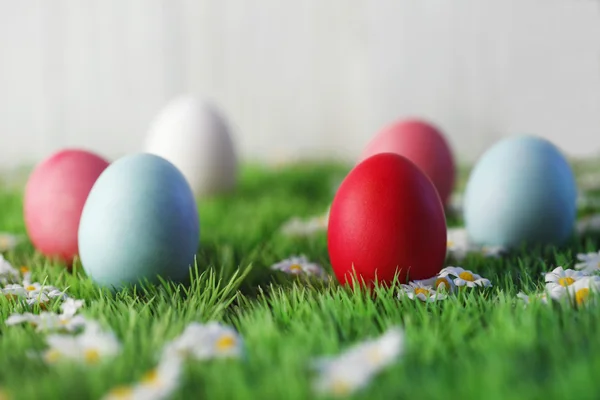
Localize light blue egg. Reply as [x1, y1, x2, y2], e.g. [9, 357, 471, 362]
[463, 135, 577, 248]
[78, 153, 200, 290]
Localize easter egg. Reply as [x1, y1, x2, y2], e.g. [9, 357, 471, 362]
[463, 135, 577, 248]
[359, 118, 456, 206]
[143, 95, 238, 197]
[23, 149, 109, 265]
[327, 153, 447, 287]
[78, 153, 200, 290]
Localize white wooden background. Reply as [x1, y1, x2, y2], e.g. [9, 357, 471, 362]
[1, 0, 599, 168]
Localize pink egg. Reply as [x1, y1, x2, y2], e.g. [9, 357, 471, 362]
[24, 149, 109, 265]
[359, 118, 456, 206]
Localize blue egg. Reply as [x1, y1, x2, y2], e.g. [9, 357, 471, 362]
[463, 135, 577, 248]
[78, 153, 200, 290]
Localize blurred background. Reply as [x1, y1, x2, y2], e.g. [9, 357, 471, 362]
[0, 0, 599, 169]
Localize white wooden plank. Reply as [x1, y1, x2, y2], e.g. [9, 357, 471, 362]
[0, 0, 598, 168]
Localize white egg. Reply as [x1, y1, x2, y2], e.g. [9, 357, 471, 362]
[143, 95, 238, 197]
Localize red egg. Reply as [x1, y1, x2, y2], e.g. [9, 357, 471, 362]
[359, 118, 456, 206]
[328, 153, 447, 288]
[24, 149, 110, 265]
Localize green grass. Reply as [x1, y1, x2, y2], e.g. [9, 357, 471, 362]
[1, 161, 600, 400]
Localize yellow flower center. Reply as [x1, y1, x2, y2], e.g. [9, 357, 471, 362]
[558, 277, 575, 287]
[107, 386, 134, 399]
[216, 334, 236, 351]
[84, 349, 101, 364]
[175, 348, 192, 358]
[25, 285, 36, 291]
[414, 287, 429, 296]
[434, 278, 451, 290]
[141, 369, 159, 385]
[44, 349, 62, 363]
[289, 264, 303, 272]
[447, 240, 454, 247]
[575, 288, 590, 305]
[458, 271, 475, 281]
[366, 348, 383, 364]
[20, 266, 29, 275]
[331, 379, 352, 395]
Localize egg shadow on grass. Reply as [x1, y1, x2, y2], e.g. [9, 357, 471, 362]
[69, 259, 197, 302]
[95, 253, 270, 305]
[194, 240, 278, 296]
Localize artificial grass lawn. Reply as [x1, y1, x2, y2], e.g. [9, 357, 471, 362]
[1, 161, 600, 400]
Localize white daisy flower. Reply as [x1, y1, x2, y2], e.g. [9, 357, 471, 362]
[13, 281, 68, 306]
[0, 233, 23, 252]
[102, 356, 183, 400]
[313, 357, 373, 396]
[162, 321, 243, 361]
[574, 251, 600, 274]
[480, 245, 505, 258]
[446, 228, 504, 261]
[280, 208, 329, 237]
[0, 255, 19, 284]
[1, 282, 66, 307]
[439, 266, 492, 288]
[398, 282, 446, 302]
[414, 275, 456, 293]
[544, 267, 586, 299]
[312, 327, 404, 397]
[4, 312, 35, 326]
[61, 298, 85, 316]
[576, 214, 600, 235]
[2, 284, 27, 298]
[42, 321, 121, 365]
[21, 281, 52, 293]
[270, 255, 326, 279]
[516, 292, 549, 306]
[134, 356, 182, 400]
[280, 217, 323, 237]
[446, 228, 471, 260]
[6, 296, 84, 332]
[6, 311, 87, 333]
[566, 276, 600, 307]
